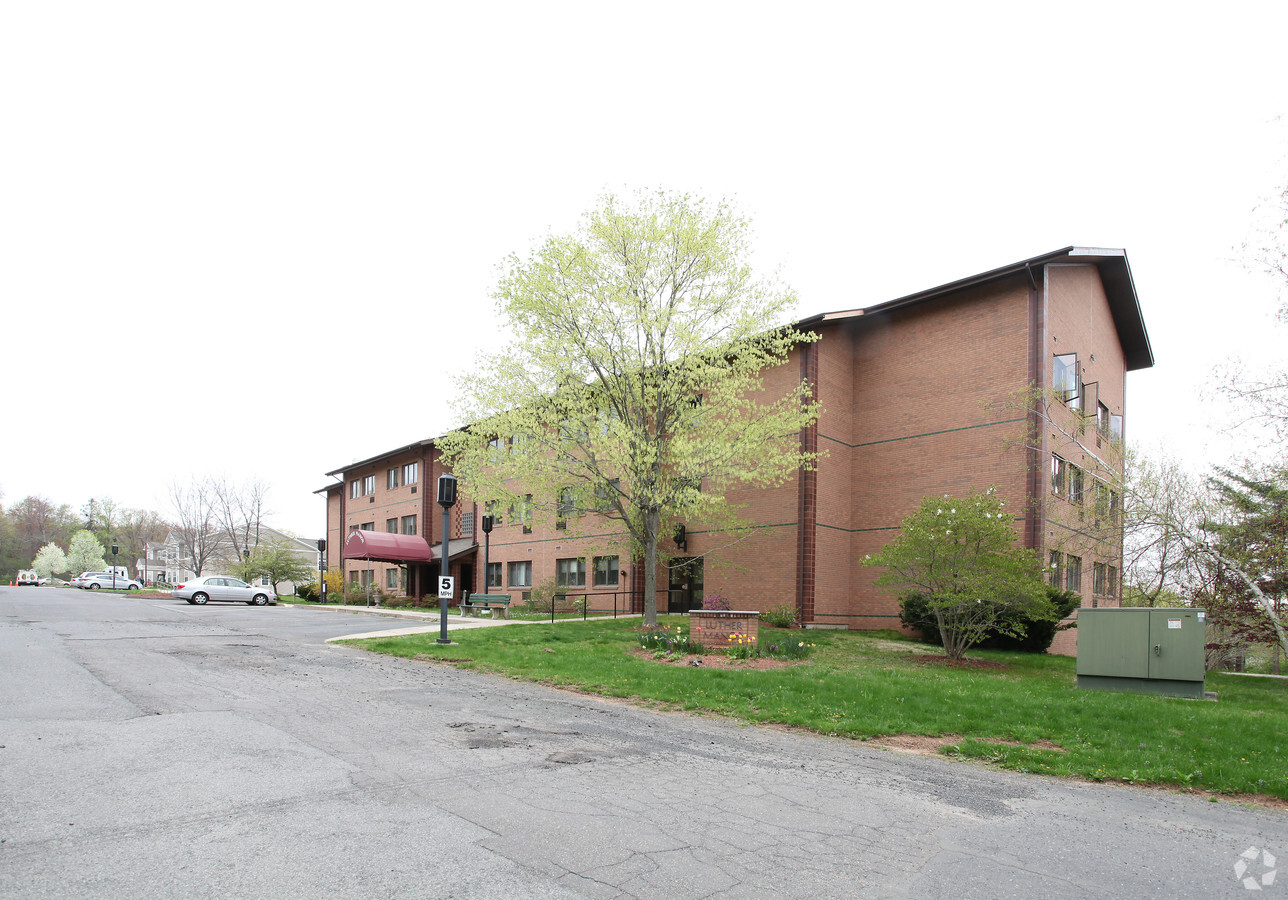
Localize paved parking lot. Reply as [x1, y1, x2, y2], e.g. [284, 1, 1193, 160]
[2, 586, 1285, 898]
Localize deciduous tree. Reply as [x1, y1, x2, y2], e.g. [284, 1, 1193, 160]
[440, 191, 821, 625]
[66, 530, 107, 575]
[32, 542, 68, 579]
[864, 488, 1052, 660]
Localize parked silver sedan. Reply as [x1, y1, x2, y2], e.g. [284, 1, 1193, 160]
[173, 575, 276, 606]
[81, 574, 142, 591]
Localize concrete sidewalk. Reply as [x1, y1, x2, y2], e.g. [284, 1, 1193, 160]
[295, 602, 641, 642]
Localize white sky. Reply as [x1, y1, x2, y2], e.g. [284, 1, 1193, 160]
[3, 1, 1286, 538]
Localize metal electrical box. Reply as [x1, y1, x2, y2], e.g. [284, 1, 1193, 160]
[1076, 608, 1207, 699]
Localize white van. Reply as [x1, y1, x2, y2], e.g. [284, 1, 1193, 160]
[17, 569, 40, 586]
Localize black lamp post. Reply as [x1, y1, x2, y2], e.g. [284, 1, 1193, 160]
[111, 543, 119, 590]
[481, 514, 494, 594]
[317, 539, 327, 604]
[436, 474, 457, 645]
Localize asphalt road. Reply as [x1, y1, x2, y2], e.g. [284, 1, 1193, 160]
[2, 586, 1285, 899]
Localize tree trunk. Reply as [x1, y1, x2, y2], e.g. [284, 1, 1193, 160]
[643, 507, 660, 626]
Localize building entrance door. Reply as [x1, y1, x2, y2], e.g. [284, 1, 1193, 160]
[668, 558, 704, 613]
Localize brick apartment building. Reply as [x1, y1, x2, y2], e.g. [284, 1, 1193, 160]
[318, 247, 1152, 653]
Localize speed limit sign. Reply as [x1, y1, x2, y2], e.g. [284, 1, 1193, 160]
[437, 576, 455, 600]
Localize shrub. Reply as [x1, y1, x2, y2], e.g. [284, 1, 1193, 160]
[522, 579, 560, 614]
[295, 581, 320, 601]
[900, 587, 1080, 654]
[759, 602, 799, 629]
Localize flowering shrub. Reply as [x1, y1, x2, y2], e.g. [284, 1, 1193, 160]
[702, 594, 732, 611]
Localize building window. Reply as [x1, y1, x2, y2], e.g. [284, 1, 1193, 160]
[360, 569, 374, 587]
[509, 494, 533, 534]
[1094, 562, 1107, 595]
[508, 561, 532, 587]
[402, 462, 419, 485]
[401, 515, 416, 535]
[1110, 414, 1124, 442]
[349, 570, 359, 584]
[460, 511, 474, 536]
[593, 555, 619, 587]
[1108, 565, 1118, 596]
[349, 524, 359, 533]
[1065, 555, 1082, 595]
[487, 437, 504, 461]
[351, 480, 361, 499]
[1096, 402, 1110, 437]
[556, 557, 585, 587]
[486, 562, 502, 590]
[360, 522, 374, 531]
[363, 475, 376, 496]
[1069, 466, 1084, 507]
[386, 568, 399, 590]
[1109, 489, 1121, 523]
[1051, 456, 1068, 497]
[387, 467, 400, 490]
[1053, 353, 1081, 409]
[485, 500, 503, 525]
[595, 479, 620, 513]
[556, 488, 575, 530]
[386, 518, 398, 533]
[1048, 550, 1062, 589]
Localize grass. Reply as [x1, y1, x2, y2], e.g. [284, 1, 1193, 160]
[345, 617, 1288, 803]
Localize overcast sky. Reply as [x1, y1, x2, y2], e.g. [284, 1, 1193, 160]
[3, 2, 1286, 538]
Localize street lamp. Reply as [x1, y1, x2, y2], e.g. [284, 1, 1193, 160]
[481, 514, 494, 595]
[317, 538, 327, 604]
[111, 543, 119, 590]
[436, 474, 457, 644]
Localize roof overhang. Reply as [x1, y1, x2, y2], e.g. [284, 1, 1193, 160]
[341, 530, 435, 564]
[796, 246, 1155, 371]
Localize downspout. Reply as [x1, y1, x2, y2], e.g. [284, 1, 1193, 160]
[1025, 263, 1045, 553]
[795, 335, 820, 624]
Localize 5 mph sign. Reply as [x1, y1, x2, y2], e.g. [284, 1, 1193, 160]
[437, 576, 455, 600]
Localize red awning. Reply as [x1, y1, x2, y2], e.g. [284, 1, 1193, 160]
[341, 530, 435, 564]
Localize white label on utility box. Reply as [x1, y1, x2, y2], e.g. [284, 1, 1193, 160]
[1168, 618, 1182, 629]
[438, 577, 455, 600]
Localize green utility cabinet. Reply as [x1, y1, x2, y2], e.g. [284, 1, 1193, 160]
[1076, 608, 1207, 699]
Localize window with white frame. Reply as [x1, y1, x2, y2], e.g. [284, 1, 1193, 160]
[486, 562, 502, 589]
[363, 475, 376, 495]
[388, 467, 400, 490]
[402, 462, 418, 485]
[1051, 456, 1068, 497]
[1053, 353, 1081, 409]
[401, 515, 416, 535]
[386, 568, 399, 590]
[351, 480, 361, 499]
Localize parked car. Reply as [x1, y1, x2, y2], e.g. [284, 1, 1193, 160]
[173, 575, 276, 606]
[81, 574, 142, 591]
[70, 572, 108, 588]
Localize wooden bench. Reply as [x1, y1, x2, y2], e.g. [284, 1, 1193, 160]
[463, 593, 511, 619]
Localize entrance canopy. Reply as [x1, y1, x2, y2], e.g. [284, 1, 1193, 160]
[342, 530, 434, 564]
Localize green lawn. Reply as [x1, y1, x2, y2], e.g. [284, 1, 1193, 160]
[345, 616, 1288, 803]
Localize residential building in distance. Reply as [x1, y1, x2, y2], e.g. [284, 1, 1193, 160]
[318, 247, 1152, 654]
[146, 526, 319, 593]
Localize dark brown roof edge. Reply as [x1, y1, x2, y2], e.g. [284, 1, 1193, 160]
[324, 439, 437, 479]
[796, 246, 1155, 371]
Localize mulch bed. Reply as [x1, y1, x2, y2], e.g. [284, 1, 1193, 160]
[631, 649, 796, 670]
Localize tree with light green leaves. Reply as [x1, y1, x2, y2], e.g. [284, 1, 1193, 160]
[66, 530, 107, 575]
[32, 542, 68, 579]
[230, 538, 314, 596]
[864, 488, 1053, 660]
[439, 190, 822, 626]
